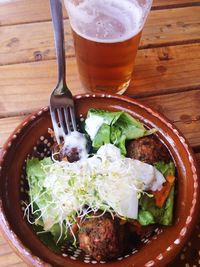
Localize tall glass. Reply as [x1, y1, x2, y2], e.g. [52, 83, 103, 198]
[64, 0, 152, 94]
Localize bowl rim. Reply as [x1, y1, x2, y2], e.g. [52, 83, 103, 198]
[0, 92, 199, 267]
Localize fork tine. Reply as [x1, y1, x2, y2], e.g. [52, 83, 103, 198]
[57, 108, 66, 135]
[63, 107, 71, 134]
[50, 108, 62, 144]
[69, 106, 77, 131]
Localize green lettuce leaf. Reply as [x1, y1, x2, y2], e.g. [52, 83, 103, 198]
[26, 158, 67, 243]
[138, 161, 175, 226]
[87, 108, 122, 125]
[85, 108, 153, 155]
[138, 186, 174, 226]
[26, 158, 53, 227]
[138, 210, 155, 225]
[154, 161, 175, 176]
[92, 123, 110, 150]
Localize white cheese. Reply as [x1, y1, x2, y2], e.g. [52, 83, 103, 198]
[85, 115, 104, 140]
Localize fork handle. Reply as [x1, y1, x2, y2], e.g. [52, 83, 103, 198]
[50, 0, 66, 93]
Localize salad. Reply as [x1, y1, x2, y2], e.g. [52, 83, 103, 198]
[25, 109, 175, 261]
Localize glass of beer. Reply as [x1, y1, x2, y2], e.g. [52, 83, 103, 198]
[64, 0, 152, 94]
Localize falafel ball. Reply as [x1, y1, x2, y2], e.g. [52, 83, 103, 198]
[127, 135, 171, 164]
[78, 213, 126, 261]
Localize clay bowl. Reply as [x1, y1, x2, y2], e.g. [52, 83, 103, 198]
[0, 93, 199, 267]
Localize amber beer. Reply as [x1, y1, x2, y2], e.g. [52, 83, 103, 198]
[65, 0, 152, 94]
[72, 30, 142, 94]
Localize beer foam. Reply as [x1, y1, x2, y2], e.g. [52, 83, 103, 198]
[65, 0, 149, 43]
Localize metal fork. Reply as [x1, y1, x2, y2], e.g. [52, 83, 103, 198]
[49, 0, 76, 144]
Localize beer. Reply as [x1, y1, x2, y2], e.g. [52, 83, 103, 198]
[65, 0, 152, 94]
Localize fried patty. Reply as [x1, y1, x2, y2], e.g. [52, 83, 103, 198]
[78, 213, 126, 261]
[127, 135, 171, 164]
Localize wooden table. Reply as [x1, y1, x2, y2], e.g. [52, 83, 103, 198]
[0, 0, 200, 266]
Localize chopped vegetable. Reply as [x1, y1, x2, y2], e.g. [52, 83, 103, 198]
[26, 145, 167, 242]
[138, 185, 174, 226]
[153, 175, 175, 208]
[138, 161, 175, 226]
[154, 161, 175, 177]
[25, 109, 176, 251]
[85, 109, 155, 155]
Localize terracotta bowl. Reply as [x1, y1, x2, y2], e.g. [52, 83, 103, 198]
[0, 94, 199, 267]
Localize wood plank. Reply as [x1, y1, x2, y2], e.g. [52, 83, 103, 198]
[0, 0, 199, 26]
[140, 6, 200, 49]
[0, 233, 7, 246]
[0, 0, 67, 26]
[127, 43, 200, 96]
[175, 120, 200, 148]
[141, 92, 200, 149]
[0, 43, 199, 118]
[0, 20, 73, 65]
[0, 116, 26, 147]
[0, 243, 13, 256]
[1, 7, 200, 65]
[0, 232, 27, 267]
[0, 252, 25, 267]
[0, 58, 84, 118]
[152, 0, 200, 9]
[0, 234, 26, 267]
[0, 89, 200, 149]
[139, 90, 200, 122]
[5, 262, 27, 267]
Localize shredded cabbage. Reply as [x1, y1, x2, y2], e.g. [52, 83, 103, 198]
[26, 144, 165, 242]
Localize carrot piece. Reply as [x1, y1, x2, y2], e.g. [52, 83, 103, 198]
[166, 175, 175, 184]
[153, 175, 175, 208]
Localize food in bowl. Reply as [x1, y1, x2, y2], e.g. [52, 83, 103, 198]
[25, 108, 176, 262]
[0, 94, 199, 267]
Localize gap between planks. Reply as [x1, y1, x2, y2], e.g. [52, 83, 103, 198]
[140, 39, 200, 50]
[0, 0, 200, 27]
[129, 85, 200, 99]
[151, 1, 200, 10]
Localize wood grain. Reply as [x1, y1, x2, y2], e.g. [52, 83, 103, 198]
[140, 6, 200, 49]
[1, 7, 200, 65]
[0, 248, 25, 267]
[139, 89, 200, 122]
[0, 58, 82, 117]
[175, 120, 200, 148]
[0, 0, 57, 26]
[152, 0, 200, 9]
[0, 20, 73, 65]
[0, 43, 199, 118]
[0, 116, 26, 147]
[0, 234, 26, 266]
[127, 43, 200, 97]
[0, 0, 199, 26]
